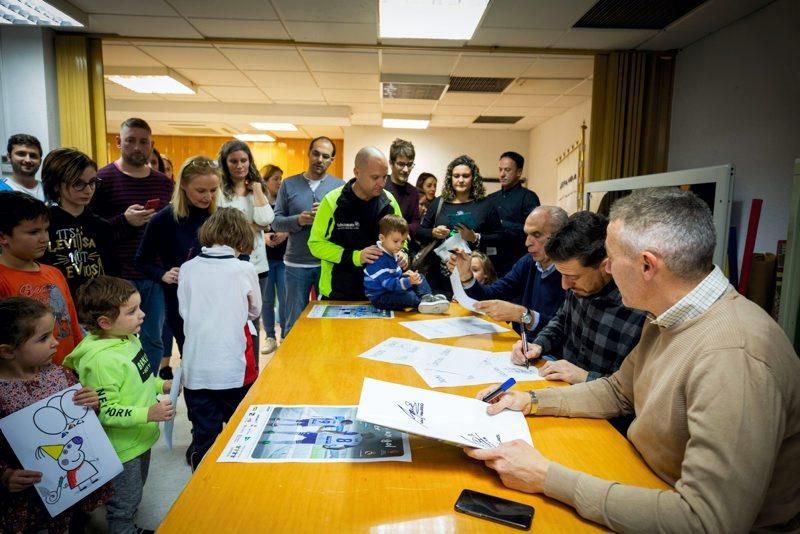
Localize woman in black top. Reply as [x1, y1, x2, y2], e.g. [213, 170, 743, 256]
[417, 155, 501, 297]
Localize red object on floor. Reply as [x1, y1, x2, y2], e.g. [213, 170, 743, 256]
[738, 198, 763, 295]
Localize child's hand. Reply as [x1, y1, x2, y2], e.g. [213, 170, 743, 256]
[72, 387, 100, 411]
[163, 380, 172, 394]
[407, 271, 422, 285]
[2, 468, 42, 492]
[147, 400, 174, 422]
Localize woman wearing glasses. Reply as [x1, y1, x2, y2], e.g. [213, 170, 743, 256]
[416, 155, 501, 298]
[135, 156, 221, 361]
[41, 148, 141, 297]
[217, 140, 275, 355]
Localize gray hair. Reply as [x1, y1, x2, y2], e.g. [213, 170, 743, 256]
[533, 205, 569, 234]
[609, 188, 716, 280]
[354, 146, 386, 169]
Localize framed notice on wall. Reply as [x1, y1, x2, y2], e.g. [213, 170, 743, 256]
[555, 122, 587, 214]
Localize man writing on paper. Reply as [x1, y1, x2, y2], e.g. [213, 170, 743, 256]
[466, 188, 800, 532]
[447, 206, 568, 339]
[308, 147, 404, 301]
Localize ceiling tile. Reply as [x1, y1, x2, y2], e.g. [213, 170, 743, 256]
[492, 94, 558, 107]
[202, 86, 271, 103]
[549, 95, 589, 107]
[382, 102, 437, 114]
[160, 89, 220, 102]
[511, 116, 547, 130]
[350, 113, 382, 125]
[219, 47, 307, 71]
[103, 81, 164, 100]
[315, 73, 379, 90]
[506, 78, 585, 95]
[189, 19, 289, 39]
[169, 0, 278, 19]
[430, 115, 476, 127]
[71, 0, 177, 16]
[247, 71, 318, 88]
[262, 87, 326, 102]
[323, 89, 379, 103]
[453, 54, 536, 77]
[565, 79, 593, 96]
[138, 45, 235, 69]
[284, 22, 377, 44]
[102, 45, 162, 67]
[439, 93, 498, 106]
[301, 126, 345, 138]
[666, 0, 771, 35]
[175, 69, 253, 87]
[635, 30, 703, 50]
[480, 0, 597, 29]
[272, 0, 375, 23]
[349, 103, 381, 113]
[522, 57, 594, 78]
[527, 107, 572, 117]
[381, 51, 459, 76]
[467, 123, 512, 130]
[434, 105, 489, 115]
[89, 15, 203, 38]
[469, 28, 564, 48]
[554, 29, 658, 50]
[302, 49, 378, 74]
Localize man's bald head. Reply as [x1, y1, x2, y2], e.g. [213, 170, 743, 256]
[352, 147, 389, 200]
[354, 146, 386, 170]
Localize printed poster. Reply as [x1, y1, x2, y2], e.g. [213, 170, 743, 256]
[0, 385, 123, 517]
[218, 405, 411, 463]
[307, 304, 394, 319]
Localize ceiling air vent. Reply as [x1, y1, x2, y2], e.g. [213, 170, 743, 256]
[448, 76, 514, 93]
[381, 74, 448, 100]
[574, 0, 707, 30]
[473, 116, 523, 124]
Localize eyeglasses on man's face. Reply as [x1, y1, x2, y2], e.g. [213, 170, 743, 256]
[393, 160, 415, 171]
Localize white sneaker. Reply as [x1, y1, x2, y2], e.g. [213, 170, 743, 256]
[418, 294, 450, 314]
[261, 337, 278, 354]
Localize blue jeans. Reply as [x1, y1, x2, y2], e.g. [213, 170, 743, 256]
[130, 279, 164, 376]
[370, 278, 432, 310]
[284, 265, 320, 336]
[263, 259, 286, 339]
[251, 274, 269, 354]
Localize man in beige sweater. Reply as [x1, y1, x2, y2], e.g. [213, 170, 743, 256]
[466, 188, 800, 532]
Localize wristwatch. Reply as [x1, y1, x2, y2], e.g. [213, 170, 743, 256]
[527, 390, 539, 415]
[520, 309, 534, 330]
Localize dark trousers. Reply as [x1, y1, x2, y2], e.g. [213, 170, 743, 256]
[184, 385, 250, 470]
[163, 284, 185, 355]
[369, 277, 433, 310]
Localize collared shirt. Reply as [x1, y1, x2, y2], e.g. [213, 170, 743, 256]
[534, 279, 646, 380]
[537, 261, 557, 278]
[650, 265, 729, 329]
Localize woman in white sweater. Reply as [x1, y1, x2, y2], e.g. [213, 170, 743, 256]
[217, 140, 274, 354]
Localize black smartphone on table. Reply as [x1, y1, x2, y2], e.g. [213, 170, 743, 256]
[454, 489, 534, 530]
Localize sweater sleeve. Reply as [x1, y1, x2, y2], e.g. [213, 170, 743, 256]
[541, 348, 784, 532]
[416, 197, 440, 243]
[252, 202, 275, 227]
[87, 366, 150, 428]
[465, 257, 526, 301]
[271, 181, 302, 233]
[308, 193, 345, 265]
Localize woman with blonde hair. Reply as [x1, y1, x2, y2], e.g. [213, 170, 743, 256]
[135, 156, 221, 369]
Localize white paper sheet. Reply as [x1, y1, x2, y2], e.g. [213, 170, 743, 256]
[0, 384, 123, 517]
[449, 266, 480, 313]
[307, 304, 394, 319]
[356, 378, 533, 449]
[218, 405, 411, 463]
[399, 316, 510, 339]
[162, 366, 182, 450]
[359, 337, 542, 387]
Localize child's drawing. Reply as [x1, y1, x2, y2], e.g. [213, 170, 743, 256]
[33, 388, 89, 436]
[35, 436, 100, 503]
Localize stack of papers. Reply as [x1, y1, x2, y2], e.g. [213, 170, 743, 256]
[356, 378, 533, 449]
[359, 337, 543, 387]
[399, 316, 510, 339]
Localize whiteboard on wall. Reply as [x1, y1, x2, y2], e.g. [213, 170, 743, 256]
[583, 164, 735, 267]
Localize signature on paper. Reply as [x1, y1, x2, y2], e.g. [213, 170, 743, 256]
[397, 401, 425, 426]
[460, 432, 499, 448]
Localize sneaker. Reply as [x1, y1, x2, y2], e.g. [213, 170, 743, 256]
[158, 366, 173, 380]
[418, 294, 450, 314]
[261, 337, 278, 354]
[433, 294, 449, 302]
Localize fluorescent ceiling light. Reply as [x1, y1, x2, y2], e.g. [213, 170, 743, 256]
[379, 0, 489, 40]
[382, 117, 430, 130]
[105, 68, 195, 95]
[250, 122, 298, 132]
[235, 133, 276, 142]
[0, 0, 83, 26]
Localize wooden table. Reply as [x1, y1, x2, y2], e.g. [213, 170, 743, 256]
[159, 304, 668, 533]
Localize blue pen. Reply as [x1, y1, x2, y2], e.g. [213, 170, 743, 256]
[482, 378, 516, 403]
[542, 355, 557, 362]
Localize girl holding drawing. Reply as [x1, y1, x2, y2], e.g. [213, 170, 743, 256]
[0, 297, 110, 532]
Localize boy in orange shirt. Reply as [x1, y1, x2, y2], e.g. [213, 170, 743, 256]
[0, 192, 82, 364]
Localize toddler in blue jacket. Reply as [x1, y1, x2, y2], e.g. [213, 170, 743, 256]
[364, 215, 449, 313]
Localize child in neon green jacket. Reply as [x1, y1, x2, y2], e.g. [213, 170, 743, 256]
[64, 276, 173, 534]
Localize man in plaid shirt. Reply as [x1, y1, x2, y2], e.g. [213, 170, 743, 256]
[511, 211, 645, 384]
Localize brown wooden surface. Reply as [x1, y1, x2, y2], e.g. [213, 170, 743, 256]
[159, 303, 668, 533]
